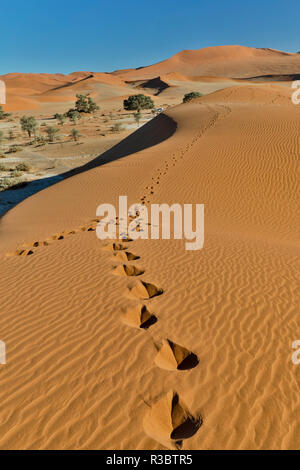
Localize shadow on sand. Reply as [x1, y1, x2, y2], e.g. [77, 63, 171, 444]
[0, 113, 176, 217]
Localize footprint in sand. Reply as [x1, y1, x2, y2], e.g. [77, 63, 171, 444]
[113, 264, 144, 277]
[122, 304, 157, 329]
[128, 280, 163, 299]
[143, 391, 202, 449]
[119, 236, 133, 242]
[154, 339, 198, 371]
[103, 242, 128, 252]
[51, 234, 65, 241]
[10, 217, 101, 258]
[113, 251, 140, 262]
[13, 249, 34, 256]
[30, 241, 49, 247]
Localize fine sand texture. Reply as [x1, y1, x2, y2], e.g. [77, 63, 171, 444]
[0, 84, 299, 449]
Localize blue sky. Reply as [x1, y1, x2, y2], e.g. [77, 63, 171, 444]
[1, 0, 299, 74]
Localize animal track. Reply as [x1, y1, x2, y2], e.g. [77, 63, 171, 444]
[122, 304, 157, 329]
[154, 339, 199, 371]
[128, 281, 163, 299]
[143, 391, 202, 449]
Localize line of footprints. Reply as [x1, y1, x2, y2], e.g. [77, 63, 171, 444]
[103, 215, 202, 450]
[9, 146, 204, 448]
[10, 222, 99, 257]
[11, 142, 196, 256]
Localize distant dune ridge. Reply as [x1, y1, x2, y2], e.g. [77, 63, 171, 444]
[112, 45, 300, 79]
[2, 45, 300, 111]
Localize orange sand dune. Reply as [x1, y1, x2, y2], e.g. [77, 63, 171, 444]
[1, 72, 128, 111]
[0, 84, 299, 449]
[2, 46, 299, 111]
[113, 45, 300, 80]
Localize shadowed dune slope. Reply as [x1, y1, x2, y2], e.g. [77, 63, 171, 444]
[0, 84, 299, 450]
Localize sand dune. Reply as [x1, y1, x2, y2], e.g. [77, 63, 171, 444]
[113, 45, 300, 80]
[0, 83, 299, 449]
[2, 45, 299, 112]
[1, 71, 130, 112]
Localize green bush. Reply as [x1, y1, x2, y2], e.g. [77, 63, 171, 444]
[8, 145, 23, 153]
[134, 111, 142, 127]
[111, 123, 124, 133]
[54, 113, 67, 125]
[70, 128, 81, 142]
[0, 106, 11, 120]
[183, 92, 203, 103]
[66, 109, 82, 124]
[11, 170, 23, 177]
[75, 94, 99, 113]
[20, 116, 38, 138]
[16, 162, 31, 172]
[45, 126, 60, 143]
[0, 177, 27, 191]
[123, 94, 155, 111]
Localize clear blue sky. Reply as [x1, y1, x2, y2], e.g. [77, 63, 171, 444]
[1, 0, 299, 74]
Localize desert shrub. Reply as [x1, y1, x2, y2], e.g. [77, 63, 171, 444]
[0, 164, 7, 171]
[66, 109, 82, 124]
[20, 116, 38, 137]
[183, 92, 203, 103]
[111, 123, 124, 133]
[75, 94, 99, 113]
[70, 128, 81, 142]
[16, 162, 31, 172]
[0, 106, 11, 120]
[54, 113, 67, 125]
[45, 126, 60, 142]
[134, 111, 142, 127]
[11, 170, 23, 177]
[123, 94, 154, 111]
[8, 145, 22, 153]
[0, 177, 27, 191]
